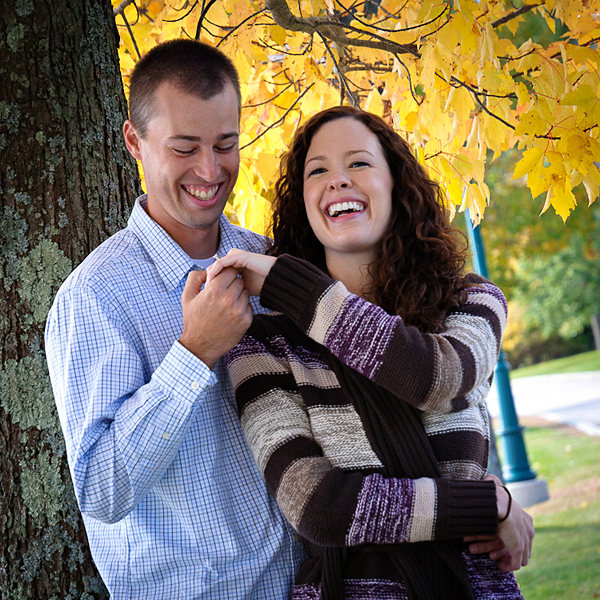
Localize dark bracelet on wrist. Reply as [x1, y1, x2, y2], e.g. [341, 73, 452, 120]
[498, 485, 513, 523]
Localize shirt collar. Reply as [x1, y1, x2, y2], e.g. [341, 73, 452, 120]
[127, 195, 246, 291]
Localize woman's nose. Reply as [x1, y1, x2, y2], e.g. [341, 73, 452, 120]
[327, 171, 351, 190]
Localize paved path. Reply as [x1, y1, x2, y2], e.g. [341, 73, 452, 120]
[486, 371, 600, 436]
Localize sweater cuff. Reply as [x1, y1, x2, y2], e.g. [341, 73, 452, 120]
[260, 254, 333, 329]
[435, 479, 498, 539]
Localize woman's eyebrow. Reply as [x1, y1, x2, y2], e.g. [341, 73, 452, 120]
[305, 149, 374, 167]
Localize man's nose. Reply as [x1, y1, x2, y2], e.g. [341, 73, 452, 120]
[193, 151, 218, 181]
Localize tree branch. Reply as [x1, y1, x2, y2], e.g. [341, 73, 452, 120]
[318, 34, 359, 107]
[265, 0, 419, 56]
[491, 3, 544, 28]
[216, 9, 267, 47]
[113, 0, 137, 16]
[196, 0, 220, 40]
[240, 83, 315, 149]
[120, 11, 142, 59]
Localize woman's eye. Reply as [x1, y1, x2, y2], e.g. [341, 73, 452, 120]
[307, 167, 326, 177]
[350, 160, 369, 168]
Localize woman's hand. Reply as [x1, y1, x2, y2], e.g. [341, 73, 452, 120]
[464, 474, 534, 572]
[207, 249, 276, 297]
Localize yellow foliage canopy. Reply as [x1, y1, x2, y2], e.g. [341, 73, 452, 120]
[113, 0, 600, 229]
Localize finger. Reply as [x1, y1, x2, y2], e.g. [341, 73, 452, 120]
[207, 249, 244, 282]
[467, 538, 504, 555]
[206, 266, 240, 289]
[464, 535, 496, 543]
[489, 546, 509, 561]
[182, 270, 207, 303]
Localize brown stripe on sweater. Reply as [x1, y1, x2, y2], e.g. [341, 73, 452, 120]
[427, 430, 488, 471]
[297, 384, 349, 408]
[235, 371, 298, 411]
[264, 436, 324, 496]
[373, 328, 436, 405]
[296, 467, 364, 546]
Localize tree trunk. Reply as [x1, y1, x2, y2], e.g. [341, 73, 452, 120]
[0, 1, 140, 597]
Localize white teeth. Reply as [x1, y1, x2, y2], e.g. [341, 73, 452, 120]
[185, 185, 218, 201]
[327, 201, 365, 217]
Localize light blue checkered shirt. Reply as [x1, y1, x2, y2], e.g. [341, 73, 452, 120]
[45, 196, 304, 599]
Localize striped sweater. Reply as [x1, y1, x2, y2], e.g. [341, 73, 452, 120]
[227, 255, 522, 599]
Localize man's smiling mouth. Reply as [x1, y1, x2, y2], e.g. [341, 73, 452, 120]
[327, 201, 366, 218]
[182, 184, 219, 201]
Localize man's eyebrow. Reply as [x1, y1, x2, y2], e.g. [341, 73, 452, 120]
[166, 132, 240, 142]
[305, 149, 374, 167]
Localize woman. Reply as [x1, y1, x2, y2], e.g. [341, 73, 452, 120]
[207, 106, 533, 599]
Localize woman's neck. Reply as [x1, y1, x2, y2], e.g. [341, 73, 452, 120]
[325, 251, 375, 299]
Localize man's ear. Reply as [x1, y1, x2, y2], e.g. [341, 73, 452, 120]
[123, 120, 143, 160]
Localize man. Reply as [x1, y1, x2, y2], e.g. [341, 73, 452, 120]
[45, 40, 303, 599]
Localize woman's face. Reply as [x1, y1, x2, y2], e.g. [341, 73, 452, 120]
[303, 118, 394, 264]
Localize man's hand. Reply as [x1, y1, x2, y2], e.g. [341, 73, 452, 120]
[179, 266, 252, 369]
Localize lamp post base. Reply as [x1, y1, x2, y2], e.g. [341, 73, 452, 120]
[506, 478, 550, 508]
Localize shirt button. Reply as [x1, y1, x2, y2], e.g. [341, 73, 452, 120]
[191, 381, 200, 390]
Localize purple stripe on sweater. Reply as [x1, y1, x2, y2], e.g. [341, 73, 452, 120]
[466, 282, 508, 316]
[324, 295, 398, 380]
[462, 552, 523, 599]
[293, 581, 410, 600]
[228, 331, 328, 369]
[346, 473, 413, 546]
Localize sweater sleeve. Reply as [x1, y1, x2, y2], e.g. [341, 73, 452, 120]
[259, 254, 507, 414]
[227, 322, 498, 548]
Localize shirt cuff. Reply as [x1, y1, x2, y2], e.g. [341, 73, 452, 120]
[152, 341, 217, 404]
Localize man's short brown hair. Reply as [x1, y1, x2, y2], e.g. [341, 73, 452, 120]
[128, 39, 241, 138]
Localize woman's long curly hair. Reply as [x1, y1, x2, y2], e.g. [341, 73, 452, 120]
[269, 106, 470, 333]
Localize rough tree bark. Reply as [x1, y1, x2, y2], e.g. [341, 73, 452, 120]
[0, 0, 140, 597]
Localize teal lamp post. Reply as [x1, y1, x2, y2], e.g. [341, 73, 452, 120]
[464, 210, 549, 506]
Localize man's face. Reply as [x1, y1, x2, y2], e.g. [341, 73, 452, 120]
[124, 80, 240, 256]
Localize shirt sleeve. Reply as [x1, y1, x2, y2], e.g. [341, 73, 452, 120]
[227, 327, 498, 548]
[259, 254, 507, 414]
[45, 284, 217, 524]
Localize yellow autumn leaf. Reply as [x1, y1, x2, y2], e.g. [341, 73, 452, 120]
[542, 182, 577, 221]
[364, 88, 385, 116]
[255, 151, 280, 189]
[515, 82, 530, 108]
[560, 84, 596, 109]
[232, 162, 272, 236]
[527, 156, 547, 200]
[270, 25, 287, 47]
[515, 110, 548, 137]
[304, 57, 327, 84]
[513, 146, 544, 180]
[582, 166, 600, 205]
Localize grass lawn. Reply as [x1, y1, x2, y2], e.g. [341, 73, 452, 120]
[510, 350, 600, 379]
[512, 420, 600, 599]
